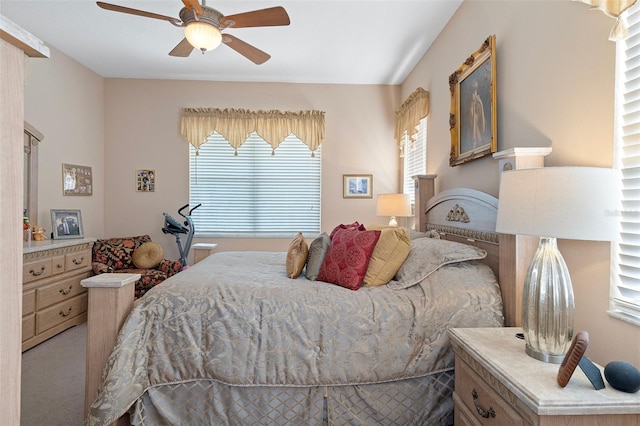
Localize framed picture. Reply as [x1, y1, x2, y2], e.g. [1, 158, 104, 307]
[50, 209, 84, 240]
[136, 169, 155, 192]
[449, 35, 497, 167]
[62, 164, 92, 196]
[343, 174, 373, 198]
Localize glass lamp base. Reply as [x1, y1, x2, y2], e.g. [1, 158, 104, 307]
[525, 344, 566, 364]
[522, 236, 574, 364]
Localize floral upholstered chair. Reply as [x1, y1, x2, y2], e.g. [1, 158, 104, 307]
[91, 235, 182, 298]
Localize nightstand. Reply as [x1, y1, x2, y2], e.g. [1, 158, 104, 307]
[449, 327, 640, 425]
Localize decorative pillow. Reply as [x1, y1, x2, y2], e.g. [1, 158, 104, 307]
[132, 241, 164, 269]
[407, 229, 441, 240]
[388, 237, 487, 290]
[317, 227, 381, 290]
[92, 235, 151, 271]
[286, 232, 309, 279]
[306, 232, 330, 280]
[363, 227, 411, 287]
[329, 221, 364, 240]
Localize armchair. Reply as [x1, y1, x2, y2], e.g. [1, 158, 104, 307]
[91, 235, 182, 298]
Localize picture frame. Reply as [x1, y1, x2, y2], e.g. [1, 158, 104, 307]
[50, 209, 84, 240]
[62, 163, 93, 196]
[343, 174, 373, 198]
[449, 34, 497, 167]
[136, 169, 155, 192]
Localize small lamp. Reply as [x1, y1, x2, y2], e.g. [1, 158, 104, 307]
[184, 21, 222, 52]
[496, 167, 619, 363]
[376, 193, 411, 227]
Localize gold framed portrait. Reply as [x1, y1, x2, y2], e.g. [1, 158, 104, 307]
[449, 35, 497, 167]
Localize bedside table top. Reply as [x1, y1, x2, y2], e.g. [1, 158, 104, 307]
[449, 327, 640, 416]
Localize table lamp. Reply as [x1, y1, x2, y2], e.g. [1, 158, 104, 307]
[376, 193, 411, 227]
[496, 167, 619, 363]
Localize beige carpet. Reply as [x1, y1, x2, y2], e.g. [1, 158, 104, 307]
[21, 323, 86, 426]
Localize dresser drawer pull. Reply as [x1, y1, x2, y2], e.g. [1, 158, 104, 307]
[72, 256, 85, 265]
[59, 307, 73, 317]
[472, 389, 496, 419]
[59, 285, 73, 295]
[56, 263, 64, 269]
[29, 266, 46, 276]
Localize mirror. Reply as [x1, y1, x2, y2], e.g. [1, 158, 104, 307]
[24, 122, 43, 225]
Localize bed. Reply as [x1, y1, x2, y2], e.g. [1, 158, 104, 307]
[85, 185, 514, 425]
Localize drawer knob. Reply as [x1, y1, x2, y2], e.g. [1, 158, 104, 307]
[59, 307, 73, 317]
[72, 257, 85, 265]
[29, 266, 46, 276]
[472, 388, 496, 419]
[59, 285, 72, 295]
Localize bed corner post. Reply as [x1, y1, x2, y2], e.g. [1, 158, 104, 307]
[413, 174, 437, 232]
[81, 273, 139, 424]
[494, 147, 552, 326]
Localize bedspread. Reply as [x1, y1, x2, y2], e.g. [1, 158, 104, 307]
[88, 250, 503, 425]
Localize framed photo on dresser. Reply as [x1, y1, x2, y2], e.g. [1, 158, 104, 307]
[51, 209, 84, 240]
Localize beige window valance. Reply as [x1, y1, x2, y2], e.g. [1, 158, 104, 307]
[181, 108, 326, 156]
[576, 0, 638, 40]
[394, 87, 430, 154]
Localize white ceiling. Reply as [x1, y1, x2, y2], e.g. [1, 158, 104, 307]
[0, 0, 462, 85]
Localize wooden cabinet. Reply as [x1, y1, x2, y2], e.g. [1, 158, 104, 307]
[22, 239, 94, 351]
[449, 327, 640, 425]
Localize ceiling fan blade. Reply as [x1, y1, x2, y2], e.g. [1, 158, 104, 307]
[96, 2, 181, 25]
[222, 34, 270, 64]
[181, 0, 202, 16]
[222, 7, 290, 28]
[169, 38, 194, 57]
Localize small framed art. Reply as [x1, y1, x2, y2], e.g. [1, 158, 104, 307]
[51, 209, 84, 240]
[62, 164, 93, 196]
[343, 174, 373, 198]
[136, 169, 155, 192]
[449, 34, 497, 167]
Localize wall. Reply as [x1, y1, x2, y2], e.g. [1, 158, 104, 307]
[402, 0, 638, 365]
[23, 46, 105, 239]
[102, 79, 400, 255]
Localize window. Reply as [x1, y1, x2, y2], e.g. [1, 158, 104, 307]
[402, 117, 427, 205]
[611, 2, 640, 324]
[189, 132, 321, 238]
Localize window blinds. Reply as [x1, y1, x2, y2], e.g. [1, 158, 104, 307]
[402, 118, 427, 205]
[612, 3, 640, 321]
[189, 132, 321, 238]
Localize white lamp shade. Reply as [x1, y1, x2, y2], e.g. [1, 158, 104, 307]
[184, 22, 222, 51]
[496, 167, 619, 242]
[376, 193, 411, 217]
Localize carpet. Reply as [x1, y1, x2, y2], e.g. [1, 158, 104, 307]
[21, 323, 86, 426]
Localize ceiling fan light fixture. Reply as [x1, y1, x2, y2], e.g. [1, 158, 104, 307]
[184, 21, 221, 52]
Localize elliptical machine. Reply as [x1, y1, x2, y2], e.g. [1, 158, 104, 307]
[162, 203, 201, 269]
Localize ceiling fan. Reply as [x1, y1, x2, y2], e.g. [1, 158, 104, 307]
[96, 0, 290, 64]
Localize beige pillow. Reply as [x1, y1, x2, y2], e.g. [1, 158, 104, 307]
[286, 232, 309, 279]
[132, 241, 164, 269]
[363, 227, 411, 287]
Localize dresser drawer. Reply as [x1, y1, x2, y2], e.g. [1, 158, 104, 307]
[455, 358, 523, 426]
[23, 258, 52, 284]
[35, 293, 88, 334]
[36, 275, 88, 310]
[23, 289, 36, 315]
[52, 255, 66, 275]
[22, 314, 35, 341]
[65, 248, 91, 273]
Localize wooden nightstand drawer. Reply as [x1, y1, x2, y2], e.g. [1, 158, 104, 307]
[36, 275, 88, 310]
[23, 258, 52, 283]
[455, 358, 523, 425]
[35, 293, 88, 334]
[65, 248, 91, 272]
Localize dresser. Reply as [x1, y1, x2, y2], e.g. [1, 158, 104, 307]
[22, 238, 94, 351]
[449, 327, 640, 425]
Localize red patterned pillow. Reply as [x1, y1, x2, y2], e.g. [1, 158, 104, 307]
[317, 227, 381, 290]
[329, 221, 364, 240]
